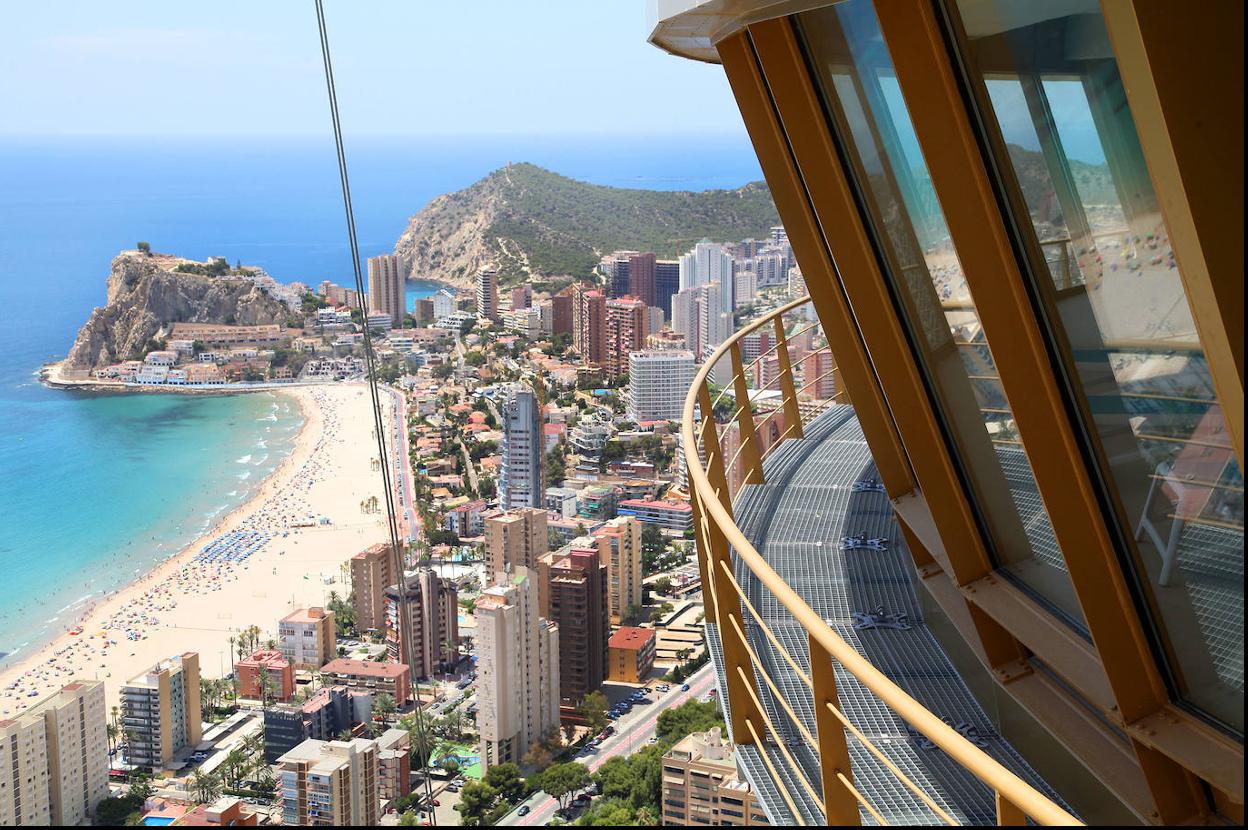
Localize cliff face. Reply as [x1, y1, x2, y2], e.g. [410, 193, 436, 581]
[65, 251, 290, 369]
[392, 162, 779, 288]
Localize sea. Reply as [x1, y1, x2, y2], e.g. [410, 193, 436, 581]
[0, 133, 762, 663]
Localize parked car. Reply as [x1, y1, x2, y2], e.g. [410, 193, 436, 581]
[518, 805, 531, 817]
[681, 684, 691, 692]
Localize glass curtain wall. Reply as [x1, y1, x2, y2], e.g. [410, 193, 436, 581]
[794, 0, 1087, 628]
[943, 0, 1243, 733]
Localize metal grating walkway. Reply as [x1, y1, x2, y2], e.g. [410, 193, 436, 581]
[708, 406, 1070, 825]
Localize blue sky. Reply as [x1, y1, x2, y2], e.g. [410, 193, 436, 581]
[0, 1, 744, 138]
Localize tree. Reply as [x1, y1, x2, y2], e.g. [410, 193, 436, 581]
[544, 446, 566, 487]
[484, 762, 527, 804]
[374, 693, 397, 722]
[136, 241, 151, 254]
[577, 691, 610, 737]
[190, 770, 222, 805]
[523, 741, 552, 771]
[538, 762, 591, 809]
[655, 699, 724, 745]
[455, 780, 499, 826]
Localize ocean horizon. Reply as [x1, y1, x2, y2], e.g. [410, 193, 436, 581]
[0, 134, 763, 662]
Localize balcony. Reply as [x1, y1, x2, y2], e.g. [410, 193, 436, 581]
[682, 297, 1079, 826]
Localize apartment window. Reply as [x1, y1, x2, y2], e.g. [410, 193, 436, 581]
[943, 0, 1244, 733]
[796, 0, 1088, 628]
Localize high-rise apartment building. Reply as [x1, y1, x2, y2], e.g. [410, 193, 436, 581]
[474, 567, 560, 771]
[350, 543, 395, 634]
[661, 728, 768, 826]
[627, 252, 657, 307]
[366, 254, 405, 327]
[540, 543, 609, 704]
[605, 296, 648, 379]
[485, 508, 549, 576]
[602, 250, 641, 298]
[383, 569, 459, 678]
[499, 383, 543, 510]
[0, 680, 108, 827]
[655, 259, 681, 317]
[279, 607, 337, 669]
[277, 738, 380, 826]
[573, 284, 607, 366]
[120, 652, 202, 771]
[627, 350, 696, 422]
[679, 239, 736, 311]
[670, 287, 702, 359]
[800, 348, 836, 401]
[594, 516, 644, 625]
[476, 267, 499, 322]
[652, 0, 1243, 824]
[551, 286, 576, 336]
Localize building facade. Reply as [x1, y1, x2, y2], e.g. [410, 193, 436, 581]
[474, 568, 560, 772]
[594, 516, 644, 625]
[608, 627, 656, 684]
[485, 508, 549, 576]
[499, 383, 544, 510]
[383, 569, 459, 679]
[476, 267, 499, 322]
[120, 653, 202, 771]
[541, 544, 610, 704]
[661, 729, 768, 826]
[279, 607, 338, 670]
[277, 738, 380, 826]
[605, 296, 648, 379]
[627, 350, 696, 422]
[0, 680, 108, 827]
[366, 254, 406, 327]
[350, 543, 395, 634]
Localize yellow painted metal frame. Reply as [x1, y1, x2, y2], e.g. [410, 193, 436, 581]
[1100, 0, 1244, 468]
[705, 2, 1243, 824]
[874, 0, 1239, 820]
[680, 294, 1082, 825]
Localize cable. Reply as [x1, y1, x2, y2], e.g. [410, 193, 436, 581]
[313, 1, 437, 821]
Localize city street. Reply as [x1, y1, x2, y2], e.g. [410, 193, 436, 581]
[497, 664, 716, 826]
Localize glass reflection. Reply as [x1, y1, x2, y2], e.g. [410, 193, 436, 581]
[950, 0, 1243, 732]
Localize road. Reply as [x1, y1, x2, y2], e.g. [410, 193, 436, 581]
[498, 664, 717, 826]
[382, 384, 418, 543]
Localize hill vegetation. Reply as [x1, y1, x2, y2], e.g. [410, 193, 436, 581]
[392, 163, 779, 288]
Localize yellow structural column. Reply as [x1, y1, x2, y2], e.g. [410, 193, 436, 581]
[730, 341, 765, 487]
[773, 315, 804, 441]
[696, 381, 765, 744]
[808, 633, 862, 825]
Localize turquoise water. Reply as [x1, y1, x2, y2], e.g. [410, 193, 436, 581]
[0, 135, 761, 665]
[0, 391, 302, 663]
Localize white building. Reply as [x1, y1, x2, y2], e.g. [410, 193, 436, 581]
[679, 239, 735, 312]
[476, 267, 499, 322]
[474, 568, 560, 771]
[627, 350, 696, 422]
[500, 383, 543, 510]
[432, 288, 458, 320]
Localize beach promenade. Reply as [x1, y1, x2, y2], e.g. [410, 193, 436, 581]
[0, 383, 398, 716]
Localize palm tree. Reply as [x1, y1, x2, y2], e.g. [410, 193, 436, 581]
[106, 722, 119, 755]
[190, 770, 221, 805]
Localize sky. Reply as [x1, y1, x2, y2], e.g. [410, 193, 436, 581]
[0, 0, 745, 138]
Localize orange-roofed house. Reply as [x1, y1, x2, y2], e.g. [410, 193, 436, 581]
[608, 626, 657, 684]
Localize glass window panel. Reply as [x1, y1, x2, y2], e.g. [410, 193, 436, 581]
[948, 0, 1243, 733]
[795, 0, 1087, 628]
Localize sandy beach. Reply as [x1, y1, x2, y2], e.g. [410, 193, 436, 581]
[0, 383, 397, 716]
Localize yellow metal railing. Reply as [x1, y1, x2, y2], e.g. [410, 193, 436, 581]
[681, 296, 1081, 826]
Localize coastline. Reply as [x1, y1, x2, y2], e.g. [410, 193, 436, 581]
[0, 383, 393, 716]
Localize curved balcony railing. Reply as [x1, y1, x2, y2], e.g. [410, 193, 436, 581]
[680, 295, 1080, 826]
